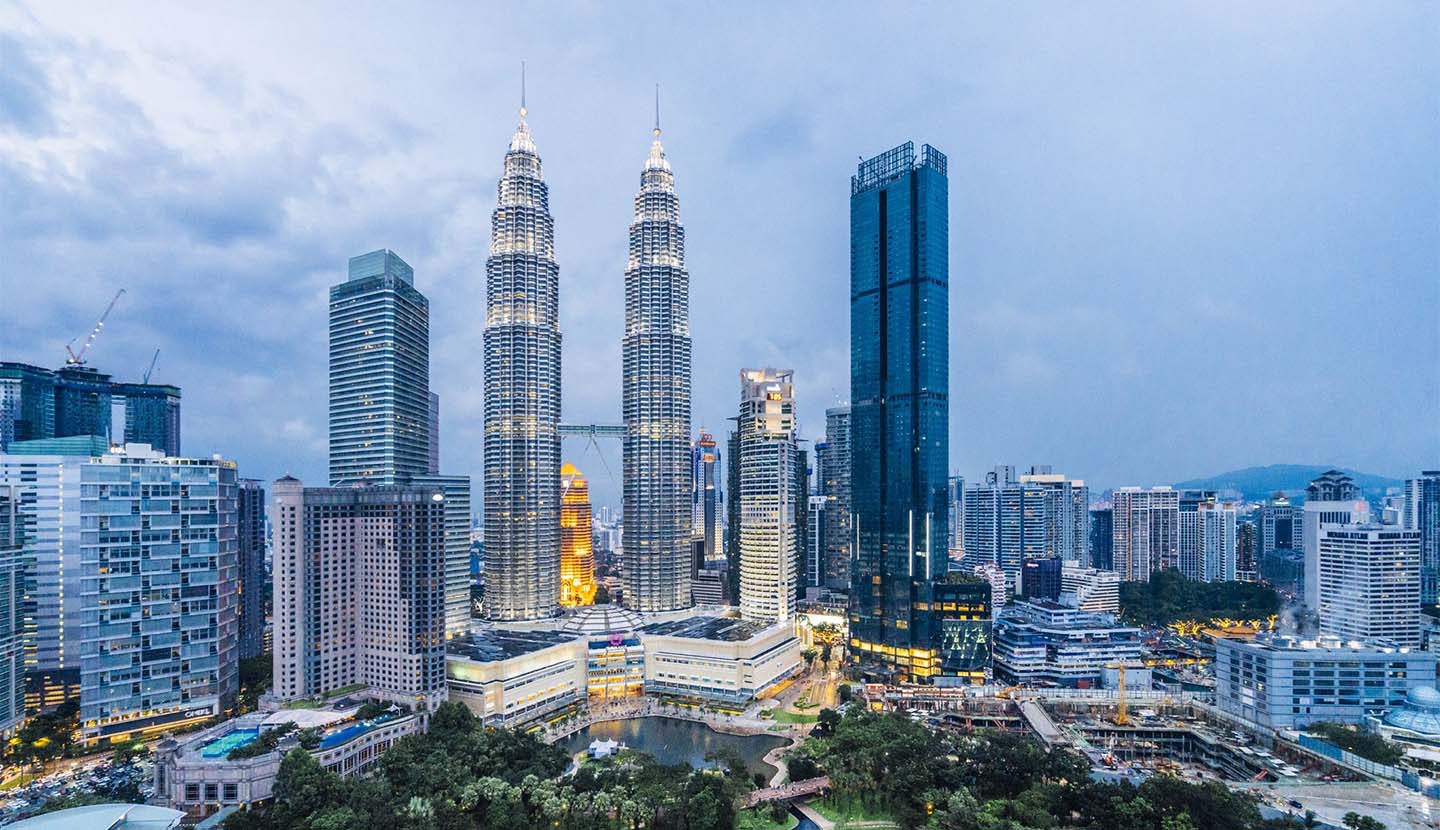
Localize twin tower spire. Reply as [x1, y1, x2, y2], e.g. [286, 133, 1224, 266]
[484, 68, 692, 621]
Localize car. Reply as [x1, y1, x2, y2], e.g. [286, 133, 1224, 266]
[1287, 800, 1304, 810]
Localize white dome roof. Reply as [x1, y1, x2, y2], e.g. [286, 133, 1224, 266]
[560, 604, 643, 638]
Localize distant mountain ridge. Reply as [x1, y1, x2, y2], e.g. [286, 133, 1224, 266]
[1173, 464, 1404, 502]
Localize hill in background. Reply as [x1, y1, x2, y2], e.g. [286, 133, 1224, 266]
[1173, 464, 1404, 503]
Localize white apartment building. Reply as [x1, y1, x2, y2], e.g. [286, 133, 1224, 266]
[271, 478, 448, 711]
[1318, 524, 1421, 648]
[736, 369, 798, 625]
[1060, 564, 1120, 614]
[1303, 471, 1370, 609]
[1111, 486, 1178, 582]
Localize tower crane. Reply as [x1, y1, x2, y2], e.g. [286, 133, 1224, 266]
[64, 289, 126, 366]
[1106, 662, 1129, 726]
[142, 349, 160, 384]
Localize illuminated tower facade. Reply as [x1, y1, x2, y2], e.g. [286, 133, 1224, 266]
[482, 90, 562, 621]
[622, 101, 693, 612]
[737, 368, 798, 624]
[848, 142, 950, 682]
[560, 463, 597, 607]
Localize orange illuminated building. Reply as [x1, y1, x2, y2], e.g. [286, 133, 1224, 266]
[560, 463, 597, 606]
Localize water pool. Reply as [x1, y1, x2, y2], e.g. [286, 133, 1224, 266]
[200, 729, 260, 758]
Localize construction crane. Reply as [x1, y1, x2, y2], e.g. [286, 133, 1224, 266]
[141, 349, 160, 384]
[1106, 662, 1129, 725]
[64, 289, 126, 366]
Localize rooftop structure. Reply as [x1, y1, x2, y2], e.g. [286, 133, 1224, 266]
[7, 804, 184, 830]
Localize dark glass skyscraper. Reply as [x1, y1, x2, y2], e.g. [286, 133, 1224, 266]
[237, 478, 266, 660]
[847, 141, 949, 682]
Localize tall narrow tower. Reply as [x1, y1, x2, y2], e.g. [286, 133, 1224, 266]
[622, 94, 693, 612]
[482, 83, 562, 621]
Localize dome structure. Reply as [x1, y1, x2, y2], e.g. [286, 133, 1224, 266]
[561, 604, 644, 639]
[1383, 686, 1440, 737]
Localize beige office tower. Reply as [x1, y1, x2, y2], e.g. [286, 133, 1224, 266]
[271, 477, 448, 711]
[737, 368, 798, 624]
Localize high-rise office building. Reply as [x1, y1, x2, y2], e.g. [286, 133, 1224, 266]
[622, 116, 692, 614]
[806, 494, 827, 592]
[559, 463, 596, 607]
[2, 363, 182, 454]
[737, 368, 798, 624]
[819, 405, 851, 589]
[1236, 520, 1258, 582]
[1259, 495, 1303, 558]
[691, 431, 722, 562]
[1200, 503, 1238, 583]
[271, 478, 447, 710]
[0, 438, 102, 709]
[407, 474, 472, 637]
[0, 485, 24, 737]
[0, 362, 57, 450]
[483, 99, 562, 622]
[1020, 557, 1063, 601]
[1404, 471, 1440, 605]
[847, 141, 949, 682]
[1019, 467, 1090, 564]
[793, 447, 810, 595]
[115, 382, 181, 456]
[962, 467, 1056, 589]
[427, 392, 440, 475]
[329, 249, 430, 485]
[1303, 471, 1369, 608]
[1317, 525, 1421, 648]
[237, 479, 266, 660]
[79, 445, 238, 745]
[946, 475, 965, 560]
[1111, 487, 1179, 582]
[1089, 506, 1113, 571]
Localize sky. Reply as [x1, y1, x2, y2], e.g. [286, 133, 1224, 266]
[2, 2, 1437, 514]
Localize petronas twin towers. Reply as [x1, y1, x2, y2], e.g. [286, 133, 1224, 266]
[483, 91, 692, 621]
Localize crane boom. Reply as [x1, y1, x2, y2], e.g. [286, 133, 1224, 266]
[142, 348, 160, 384]
[65, 289, 126, 366]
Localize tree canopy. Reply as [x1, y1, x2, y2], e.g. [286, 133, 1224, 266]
[1119, 570, 1280, 628]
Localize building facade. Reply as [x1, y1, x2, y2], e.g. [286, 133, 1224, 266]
[1089, 506, 1113, 571]
[691, 431, 722, 563]
[1317, 525, 1421, 648]
[1405, 471, 1440, 606]
[1303, 471, 1369, 608]
[1111, 487, 1178, 582]
[559, 463, 597, 607]
[621, 120, 693, 614]
[991, 600, 1143, 687]
[0, 485, 24, 736]
[1215, 634, 1435, 729]
[483, 103, 563, 621]
[406, 474, 473, 638]
[1019, 468, 1090, 564]
[847, 141, 949, 682]
[737, 369, 798, 625]
[1, 362, 182, 455]
[931, 574, 991, 685]
[237, 479, 266, 660]
[79, 445, 239, 745]
[1060, 564, 1121, 614]
[1259, 496, 1303, 558]
[819, 405, 851, 589]
[271, 479, 448, 711]
[328, 249, 431, 486]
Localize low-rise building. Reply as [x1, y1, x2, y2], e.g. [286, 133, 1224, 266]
[153, 704, 421, 822]
[991, 600, 1143, 687]
[444, 609, 803, 725]
[1215, 634, 1436, 730]
[1060, 564, 1120, 614]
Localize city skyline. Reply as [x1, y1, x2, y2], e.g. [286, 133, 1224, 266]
[3, 5, 1438, 512]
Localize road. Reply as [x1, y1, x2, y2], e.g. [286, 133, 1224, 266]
[1242, 781, 1437, 830]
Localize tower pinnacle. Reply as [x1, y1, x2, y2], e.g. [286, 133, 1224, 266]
[654, 83, 661, 138]
[520, 60, 527, 119]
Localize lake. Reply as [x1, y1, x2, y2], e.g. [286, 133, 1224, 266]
[562, 716, 788, 779]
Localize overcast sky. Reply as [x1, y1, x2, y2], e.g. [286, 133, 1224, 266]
[2, 2, 1436, 513]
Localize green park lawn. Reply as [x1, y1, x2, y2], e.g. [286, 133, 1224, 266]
[737, 808, 799, 830]
[768, 709, 819, 724]
[809, 796, 899, 827]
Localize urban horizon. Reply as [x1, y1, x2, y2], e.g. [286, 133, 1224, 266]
[4, 5, 1435, 512]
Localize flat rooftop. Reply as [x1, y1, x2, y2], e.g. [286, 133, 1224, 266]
[639, 615, 767, 641]
[447, 629, 577, 662]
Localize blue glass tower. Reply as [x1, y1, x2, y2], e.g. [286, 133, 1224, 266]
[847, 142, 949, 683]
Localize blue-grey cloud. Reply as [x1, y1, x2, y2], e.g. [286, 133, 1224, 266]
[0, 1, 1435, 516]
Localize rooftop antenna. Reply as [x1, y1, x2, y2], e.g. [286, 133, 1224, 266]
[519, 60, 527, 119]
[654, 82, 661, 138]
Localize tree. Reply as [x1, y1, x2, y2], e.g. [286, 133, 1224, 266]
[802, 647, 819, 671]
[812, 622, 842, 666]
[594, 584, 611, 604]
[1342, 813, 1386, 830]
